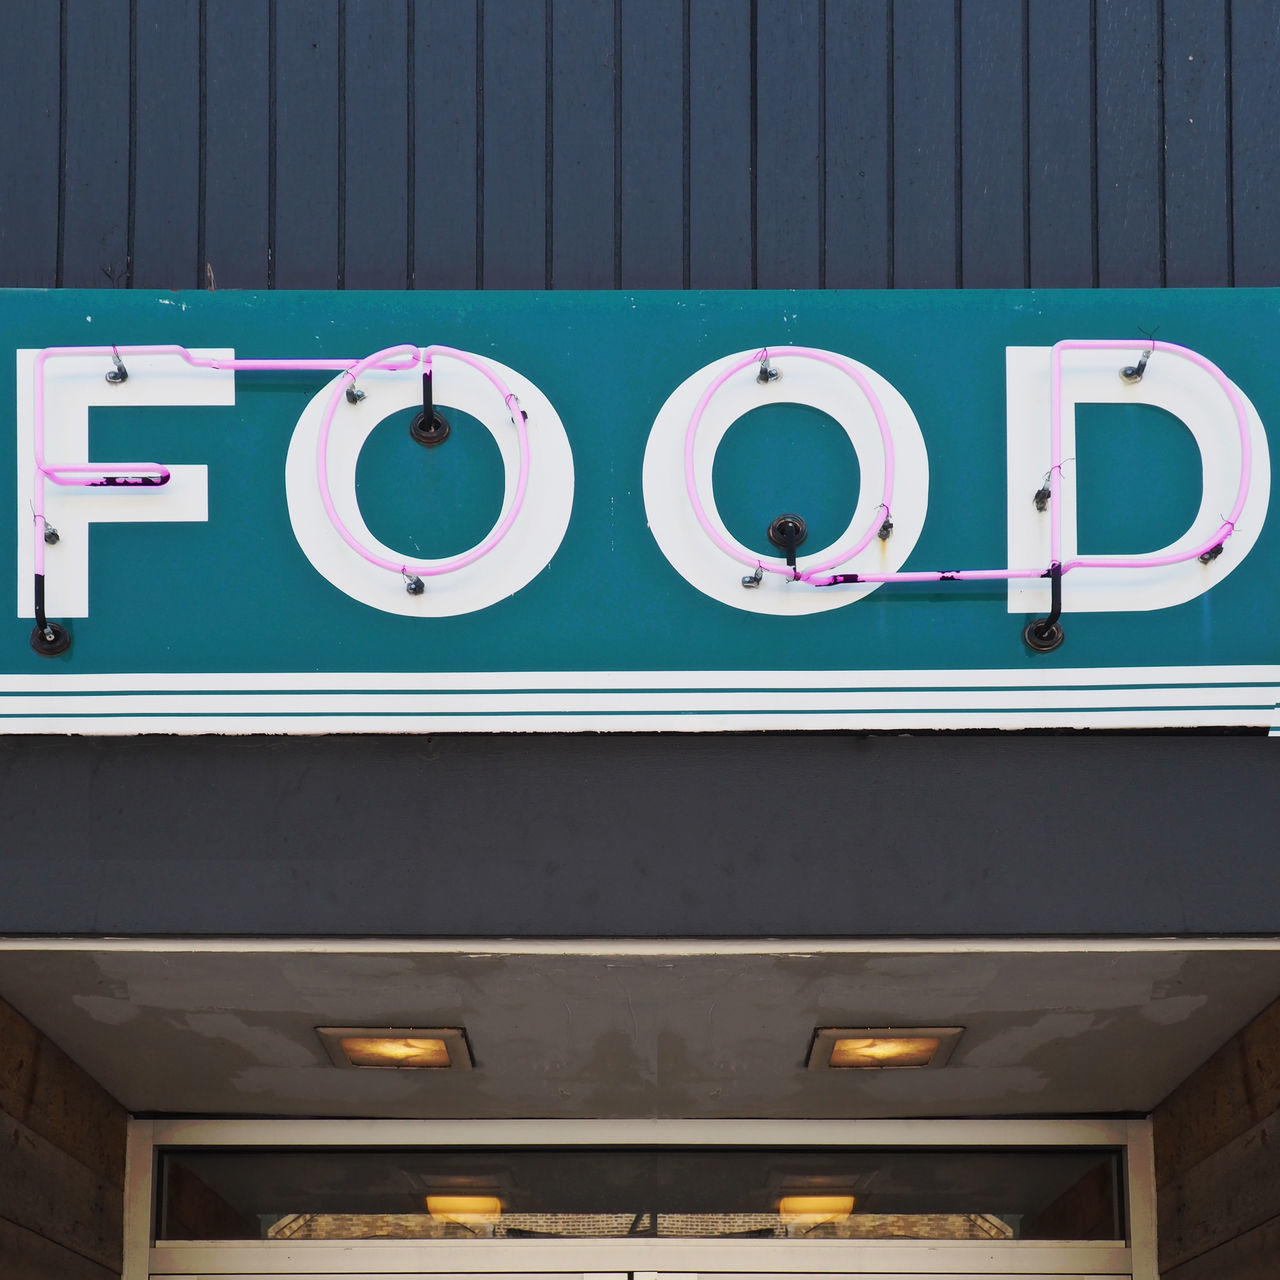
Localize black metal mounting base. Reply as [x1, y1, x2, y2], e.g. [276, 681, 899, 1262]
[1022, 619, 1064, 652]
[410, 409, 451, 447]
[767, 514, 807, 551]
[30, 622, 71, 657]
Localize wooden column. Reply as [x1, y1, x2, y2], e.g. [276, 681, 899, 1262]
[0, 995, 128, 1280]
[1153, 994, 1280, 1277]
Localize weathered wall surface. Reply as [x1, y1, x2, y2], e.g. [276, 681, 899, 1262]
[0, 995, 128, 1279]
[1154, 994, 1280, 1278]
[0, 733, 1278, 938]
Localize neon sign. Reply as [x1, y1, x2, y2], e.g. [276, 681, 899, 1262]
[7, 287, 1278, 734]
[21, 335, 1267, 657]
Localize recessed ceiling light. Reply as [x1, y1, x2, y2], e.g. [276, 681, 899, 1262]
[426, 1194, 502, 1222]
[778, 1194, 856, 1221]
[315, 1026, 472, 1070]
[807, 1026, 963, 1070]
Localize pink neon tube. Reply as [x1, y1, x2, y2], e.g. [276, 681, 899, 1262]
[684, 347, 896, 581]
[1050, 339, 1250, 572]
[313, 344, 531, 577]
[682, 342, 1251, 589]
[30, 343, 528, 590]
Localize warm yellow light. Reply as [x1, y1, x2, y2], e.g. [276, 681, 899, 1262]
[426, 1194, 502, 1223]
[339, 1036, 451, 1068]
[828, 1035, 940, 1068]
[778, 1194, 856, 1221]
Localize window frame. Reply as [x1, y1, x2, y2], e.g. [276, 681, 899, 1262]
[127, 1117, 1156, 1280]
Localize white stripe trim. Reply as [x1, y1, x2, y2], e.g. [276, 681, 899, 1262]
[0, 709, 1270, 733]
[0, 664, 1277, 692]
[2, 937, 1277, 954]
[0, 686, 1273, 713]
[0, 668, 1274, 730]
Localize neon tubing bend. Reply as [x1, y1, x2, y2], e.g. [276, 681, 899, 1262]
[1050, 339, 1251, 573]
[313, 344, 531, 578]
[683, 346, 896, 581]
[31, 343, 529, 607]
[685, 341, 1252, 591]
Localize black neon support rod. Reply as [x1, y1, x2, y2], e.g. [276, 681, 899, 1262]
[1023, 560, 1064, 652]
[30, 573, 70, 656]
[1048, 559, 1063, 629]
[410, 366, 450, 446]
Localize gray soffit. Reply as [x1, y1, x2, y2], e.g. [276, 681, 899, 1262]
[1, 942, 1278, 1120]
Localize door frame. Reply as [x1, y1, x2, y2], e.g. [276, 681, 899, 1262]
[127, 1116, 1156, 1280]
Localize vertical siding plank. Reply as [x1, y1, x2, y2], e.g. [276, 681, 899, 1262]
[205, 1, 270, 288]
[755, 0, 821, 287]
[61, 0, 131, 287]
[1230, 3, 1280, 285]
[344, 0, 409, 288]
[619, 0, 683, 287]
[1095, 0, 1161, 287]
[551, 0, 616, 287]
[482, 0, 548, 289]
[413, 0, 478, 289]
[1163, 0, 1230, 286]
[959, 1, 1026, 287]
[132, 0, 200, 288]
[274, 0, 340, 288]
[0, 5, 60, 286]
[892, 0, 957, 288]
[824, 0, 890, 288]
[688, 0, 752, 287]
[1028, 0, 1093, 287]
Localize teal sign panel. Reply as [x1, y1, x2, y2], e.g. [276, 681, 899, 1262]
[3, 288, 1278, 732]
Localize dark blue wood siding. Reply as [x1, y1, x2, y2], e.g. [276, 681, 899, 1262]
[413, 0, 480, 288]
[132, 0, 202, 289]
[824, 1, 891, 288]
[0, 4, 60, 287]
[58, 0, 131, 288]
[1095, 0, 1163, 287]
[2, 0, 1268, 291]
[1027, 0, 1094, 288]
[273, 1, 341, 288]
[959, 2, 1025, 288]
[204, 1, 272, 288]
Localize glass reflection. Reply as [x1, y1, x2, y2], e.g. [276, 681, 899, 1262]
[158, 1145, 1123, 1244]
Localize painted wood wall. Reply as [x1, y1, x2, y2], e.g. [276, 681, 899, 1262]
[2, 0, 1277, 292]
[1154, 993, 1280, 1277]
[0, 995, 127, 1280]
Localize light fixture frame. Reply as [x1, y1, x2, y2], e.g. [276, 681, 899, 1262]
[315, 1026, 473, 1070]
[807, 1026, 964, 1071]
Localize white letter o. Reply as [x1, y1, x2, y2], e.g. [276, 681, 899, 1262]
[642, 347, 929, 614]
[286, 352, 574, 616]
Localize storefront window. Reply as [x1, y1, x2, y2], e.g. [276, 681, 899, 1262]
[157, 1145, 1123, 1243]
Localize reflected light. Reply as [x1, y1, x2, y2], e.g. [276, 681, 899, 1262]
[778, 1194, 856, 1222]
[426, 1195, 503, 1223]
[828, 1036, 941, 1068]
[340, 1036, 451, 1068]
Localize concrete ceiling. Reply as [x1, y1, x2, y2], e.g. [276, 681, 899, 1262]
[1, 942, 1278, 1118]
